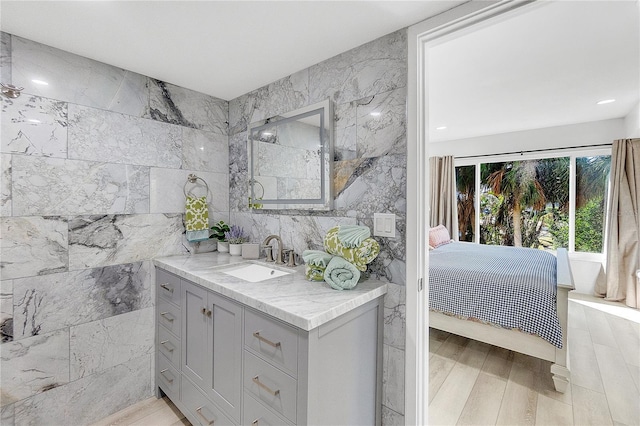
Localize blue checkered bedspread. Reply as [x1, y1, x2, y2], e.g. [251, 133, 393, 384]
[429, 242, 562, 348]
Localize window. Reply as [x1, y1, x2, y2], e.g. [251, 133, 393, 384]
[455, 150, 611, 255]
[575, 156, 611, 253]
[456, 165, 475, 242]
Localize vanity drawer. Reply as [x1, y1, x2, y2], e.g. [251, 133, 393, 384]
[182, 376, 235, 426]
[158, 325, 180, 369]
[244, 309, 298, 377]
[243, 392, 293, 426]
[157, 269, 181, 306]
[157, 298, 181, 336]
[157, 355, 180, 401]
[244, 351, 297, 423]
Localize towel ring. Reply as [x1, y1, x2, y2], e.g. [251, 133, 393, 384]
[183, 174, 209, 198]
[250, 179, 264, 199]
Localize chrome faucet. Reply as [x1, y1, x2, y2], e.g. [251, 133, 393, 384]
[262, 235, 284, 264]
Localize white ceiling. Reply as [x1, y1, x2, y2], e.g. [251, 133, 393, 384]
[0, 0, 466, 101]
[2, 1, 637, 142]
[428, 0, 640, 142]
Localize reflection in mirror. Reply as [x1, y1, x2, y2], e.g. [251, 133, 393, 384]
[248, 99, 333, 210]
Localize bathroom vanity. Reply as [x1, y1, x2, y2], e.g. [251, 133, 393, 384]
[154, 253, 387, 426]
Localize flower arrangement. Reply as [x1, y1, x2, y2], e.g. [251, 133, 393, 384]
[210, 220, 230, 241]
[224, 225, 249, 244]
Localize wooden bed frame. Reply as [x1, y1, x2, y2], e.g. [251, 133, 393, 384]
[429, 248, 575, 393]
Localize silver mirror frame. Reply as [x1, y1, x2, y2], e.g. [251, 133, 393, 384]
[248, 99, 333, 211]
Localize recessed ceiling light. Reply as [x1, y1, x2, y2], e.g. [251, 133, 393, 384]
[27, 119, 41, 124]
[436, 126, 447, 130]
[262, 132, 273, 136]
[370, 112, 381, 117]
[31, 79, 49, 86]
[596, 99, 616, 105]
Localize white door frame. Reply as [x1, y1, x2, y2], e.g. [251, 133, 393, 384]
[404, 1, 536, 424]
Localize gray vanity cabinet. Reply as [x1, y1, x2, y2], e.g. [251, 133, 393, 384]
[156, 266, 383, 426]
[181, 280, 243, 423]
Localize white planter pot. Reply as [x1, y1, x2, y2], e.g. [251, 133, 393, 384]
[217, 241, 229, 253]
[229, 243, 242, 256]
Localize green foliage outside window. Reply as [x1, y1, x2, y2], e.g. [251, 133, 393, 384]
[456, 155, 610, 253]
[575, 196, 606, 253]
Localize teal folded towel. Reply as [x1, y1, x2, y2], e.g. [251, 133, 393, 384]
[302, 250, 334, 267]
[337, 225, 371, 248]
[323, 256, 361, 290]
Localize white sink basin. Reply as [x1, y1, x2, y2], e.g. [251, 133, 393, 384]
[222, 263, 290, 283]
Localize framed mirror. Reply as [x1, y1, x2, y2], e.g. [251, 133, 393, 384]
[248, 99, 333, 210]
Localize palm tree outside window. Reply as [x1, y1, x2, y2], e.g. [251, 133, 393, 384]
[454, 153, 611, 254]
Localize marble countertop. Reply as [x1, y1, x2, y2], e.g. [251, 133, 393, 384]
[153, 252, 388, 331]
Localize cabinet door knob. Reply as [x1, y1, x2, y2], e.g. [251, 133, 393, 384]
[201, 307, 206, 315]
[196, 407, 215, 425]
[206, 309, 212, 317]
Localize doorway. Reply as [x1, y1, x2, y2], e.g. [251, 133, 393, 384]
[405, 1, 639, 423]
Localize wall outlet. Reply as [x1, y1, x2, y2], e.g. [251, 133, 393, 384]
[373, 213, 396, 237]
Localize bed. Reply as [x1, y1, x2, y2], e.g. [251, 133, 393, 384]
[428, 239, 574, 393]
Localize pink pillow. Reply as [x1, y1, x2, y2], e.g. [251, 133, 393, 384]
[429, 225, 451, 248]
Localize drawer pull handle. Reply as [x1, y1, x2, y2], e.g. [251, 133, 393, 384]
[252, 420, 259, 426]
[160, 283, 174, 293]
[160, 340, 174, 352]
[196, 407, 215, 425]
[159, 368, 174, 383]
[160, 312, 175, 322]
[253, 332, 281, 348]
[253, 375, 280, 396]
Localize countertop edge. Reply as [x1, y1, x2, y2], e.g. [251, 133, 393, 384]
[153, 256, 388, 331]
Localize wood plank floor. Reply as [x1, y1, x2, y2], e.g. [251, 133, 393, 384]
[95, 294, 638, 426]
[90, 396, 190, 426]
[430, 293, 640, 425]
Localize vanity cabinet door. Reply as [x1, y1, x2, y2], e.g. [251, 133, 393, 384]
[181, 281, 210, 392]
[206, 292, 243, 422]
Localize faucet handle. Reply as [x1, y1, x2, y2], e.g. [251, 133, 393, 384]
[262, 245, 274, 262]
[284, 250, 297, 267]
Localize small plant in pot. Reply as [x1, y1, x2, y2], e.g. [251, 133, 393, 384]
[210, 220, 230, 252]
[225, 225, 249, 256]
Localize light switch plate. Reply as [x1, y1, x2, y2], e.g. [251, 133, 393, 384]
[373, 213, 396, 237]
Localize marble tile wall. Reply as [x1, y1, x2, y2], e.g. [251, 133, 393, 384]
[228, 29, 408, 423]
[1, 27, 408, 425]
[0, 33, 229, 425]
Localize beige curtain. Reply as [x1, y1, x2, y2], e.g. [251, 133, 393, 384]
[596, 139, 640, 308]
[429, 156, 459, 240]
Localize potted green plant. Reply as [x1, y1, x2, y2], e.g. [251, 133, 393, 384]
[210, 220, 230, 252]
[225, 225, 249, 256]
